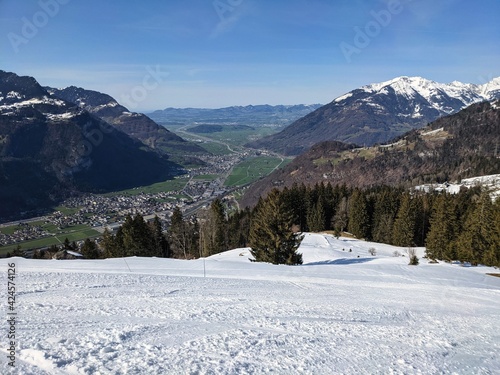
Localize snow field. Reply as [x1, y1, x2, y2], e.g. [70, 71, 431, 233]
[1, 233, 499, 374]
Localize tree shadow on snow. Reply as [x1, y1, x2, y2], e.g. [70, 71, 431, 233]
[303, 257, 374, 266]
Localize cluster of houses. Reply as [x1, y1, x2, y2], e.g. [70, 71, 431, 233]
[0, 222, 51, 246]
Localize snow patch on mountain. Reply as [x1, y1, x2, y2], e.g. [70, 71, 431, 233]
[7, 91, 23, 100]
[334, 92, 353, 103]
[93, 101, 120, 111]
[45, 112, 77, 121]
[415, 174, 500, 200]
[0, 96, 66, 110]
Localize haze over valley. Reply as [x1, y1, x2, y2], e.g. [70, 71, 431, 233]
[1, 1, 499, 374]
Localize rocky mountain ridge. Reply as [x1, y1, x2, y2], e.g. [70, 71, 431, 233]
[0, 70, 182, 219]
[247, 76, 500, 155]
[48, 86, 207, 165]
[241, 100, 500, 208]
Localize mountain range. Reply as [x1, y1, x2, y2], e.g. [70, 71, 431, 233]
[0, 71, 183, 219]
[148, 104, 323, 127]
[47, 86, 207, 165]
[241, 100, 500, 208]
[247, 76, 500, 155]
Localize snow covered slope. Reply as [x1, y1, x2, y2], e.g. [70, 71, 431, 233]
[1, 233, 499, 374]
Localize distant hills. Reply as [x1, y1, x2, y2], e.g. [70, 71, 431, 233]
[48, 86, 207, 165]
[188, 124, 254, 134]
[0, 70, 183, 219]
[148, 104, 323, 127]
[241, 100, 500, 208]
[247, 76, 500, 155]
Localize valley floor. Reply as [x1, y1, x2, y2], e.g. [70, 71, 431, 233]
[1, 234, 499, 374]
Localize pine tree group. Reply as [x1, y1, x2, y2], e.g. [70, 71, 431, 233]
[101, 214, 169, 258]
[249, 189, 303, 265]
[38, 181, 498, 268]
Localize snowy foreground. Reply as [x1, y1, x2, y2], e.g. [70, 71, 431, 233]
[1, 233, 499, 374]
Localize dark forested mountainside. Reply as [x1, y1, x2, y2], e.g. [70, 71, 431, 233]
[242, 101, 500, 208]
[48, 86, 207, 165]
[0, 71, 182, 219]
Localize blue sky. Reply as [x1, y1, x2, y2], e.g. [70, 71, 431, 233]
[1, 0, 499, 110]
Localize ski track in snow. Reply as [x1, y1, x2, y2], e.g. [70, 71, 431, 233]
[1, 233, 499, 374]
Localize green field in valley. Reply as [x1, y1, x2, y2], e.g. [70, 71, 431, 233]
[0, 227, 100, 255]
[198, 142, 235, 155]
[199, 127, 277, 147]
[224, 156, 290, 187]
[193, 174, 219, 181]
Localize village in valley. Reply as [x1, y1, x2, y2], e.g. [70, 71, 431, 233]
[0, 146, 274, 251]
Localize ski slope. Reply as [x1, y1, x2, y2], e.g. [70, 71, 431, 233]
[1, 233, 499, 374]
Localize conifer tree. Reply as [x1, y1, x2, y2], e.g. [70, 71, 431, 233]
[281, 183, 308, 232]
[372, 188, 400, 244]
[487, 199, 500, 266]
[168, 207, 194, 259]
[392, 193, 416, 247]
[120, 214, 155, 257]
[101, 228, 118, 258]
[348, 189, 370, 239]
[227, 208, 251, 249]
[249, 189, 303, 265]
[457, 191, 495, 265]
[413, 194, 431, 247]
[150, 216, 170, 257]
[307, 200, 326, 232]
[63, 237, 72, 250]
[425, 194, 455, 261]
[199, 199, 227, 257]
[322, 182, 336, 230]
[81, 238, 100, 259]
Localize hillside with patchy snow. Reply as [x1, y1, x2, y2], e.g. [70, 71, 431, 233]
[1, 233, 499, 374]
[248, 76, 500, 155]
[242, 101, 500, 208]
[416, 174, 500, 201]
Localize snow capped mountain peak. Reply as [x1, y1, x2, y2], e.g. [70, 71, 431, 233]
[479, 76, 500, 96]
[358, 75, 500, 101]
[362, 76, 433, 93]
[337, 75, 500, 116]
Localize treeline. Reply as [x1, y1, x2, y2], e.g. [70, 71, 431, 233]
[100, 215, 169, 258]
[152, 182, 499, 266]
[268, 182, 500, 266]
[94, 201, 252, 260]
[30, 182, 500, 267]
